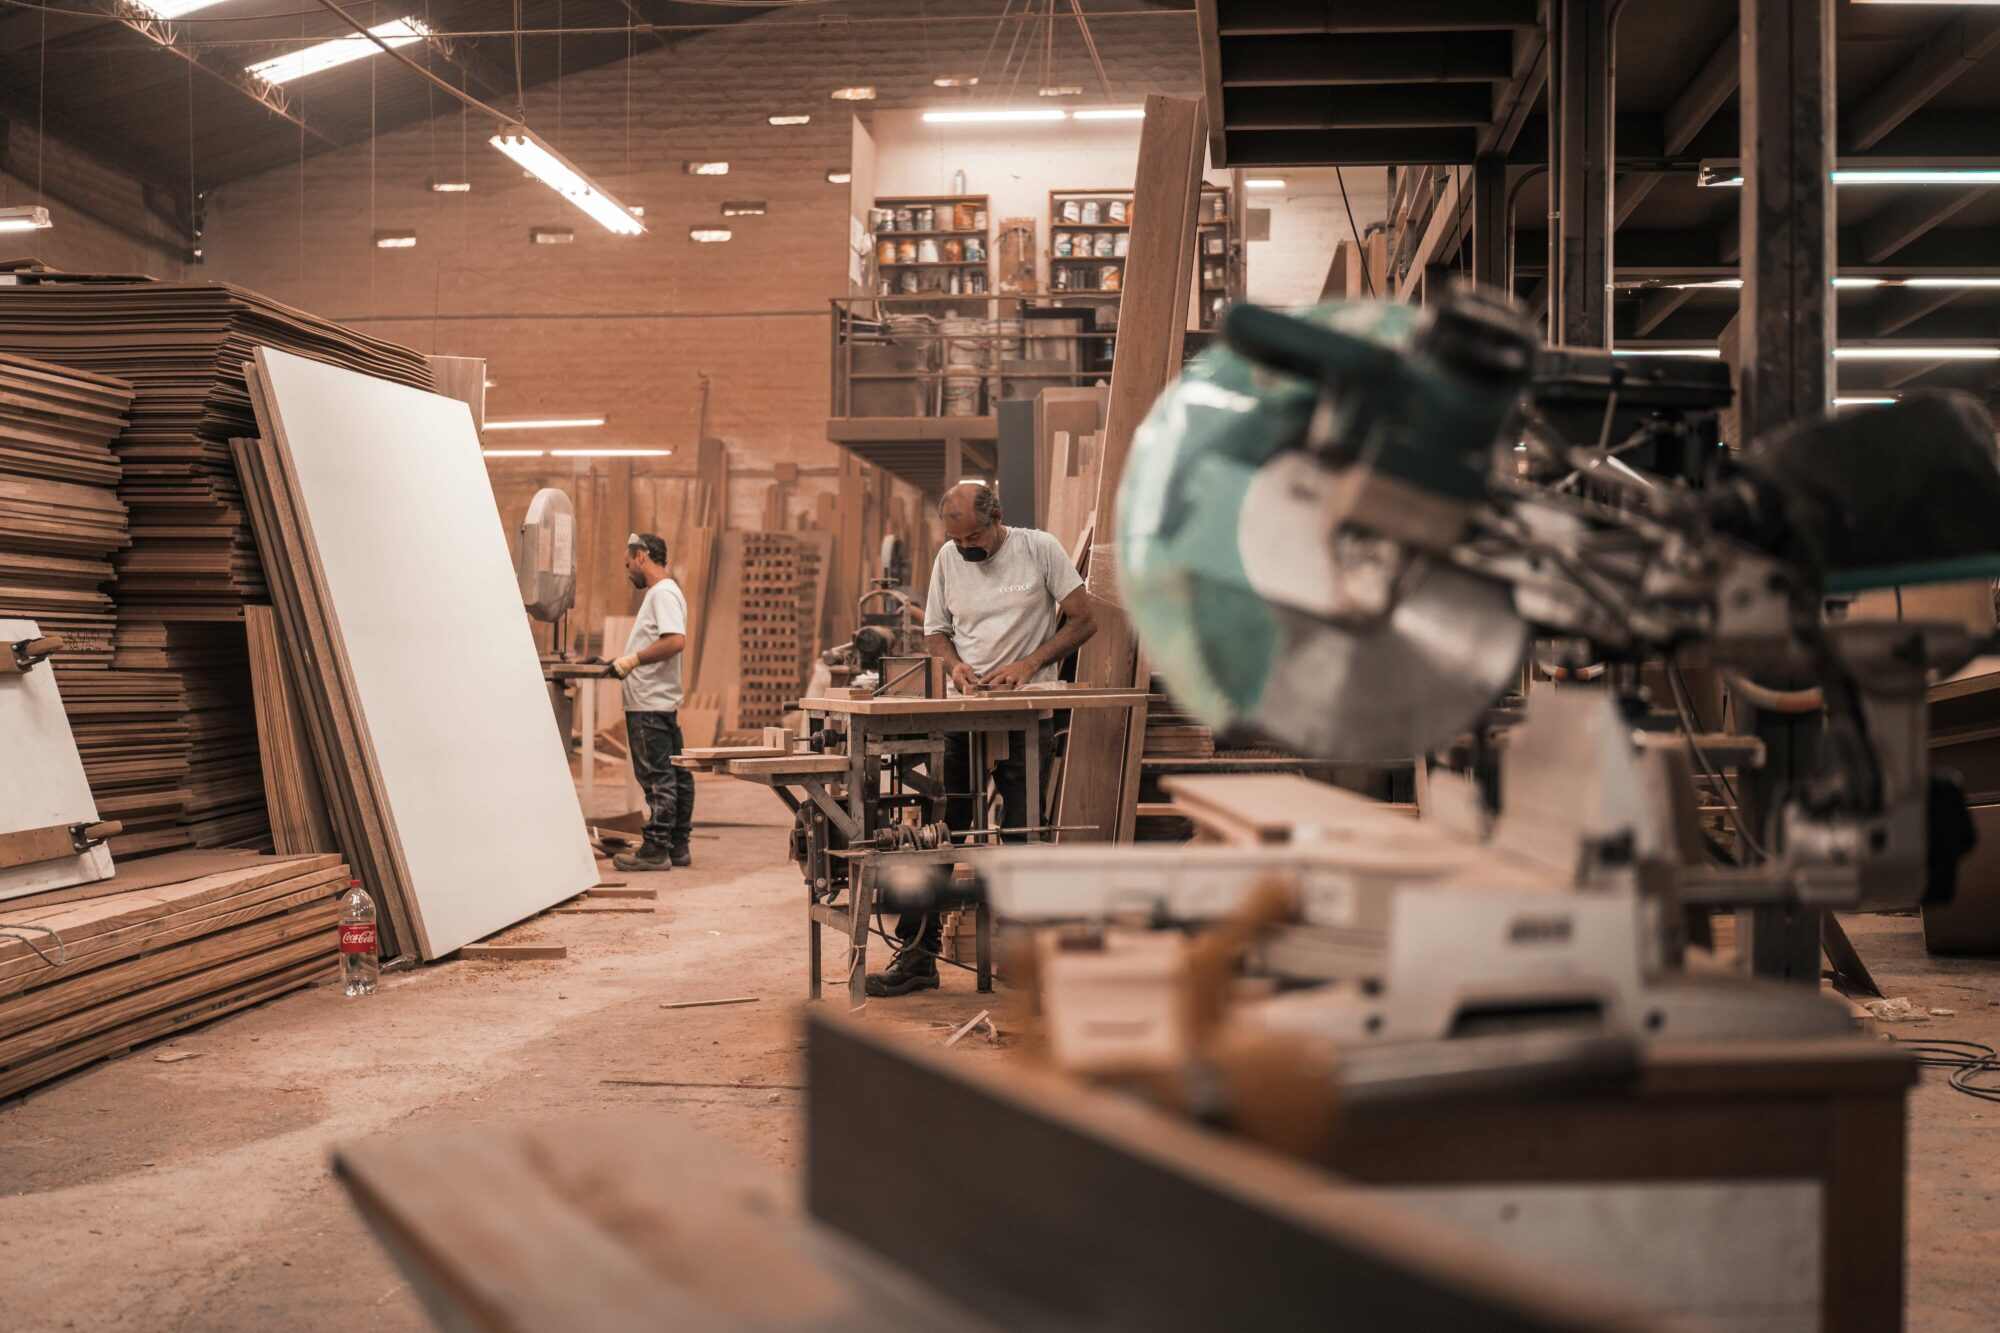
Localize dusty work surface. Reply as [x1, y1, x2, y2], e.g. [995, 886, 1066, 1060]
[0, 774, 1003, 1332]
[2, 778, 1999, 1330]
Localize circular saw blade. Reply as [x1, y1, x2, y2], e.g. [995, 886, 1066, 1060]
[1251, 559, 1525, 763]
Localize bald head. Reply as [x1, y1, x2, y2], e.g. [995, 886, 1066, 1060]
[939, 482, 1004, 560]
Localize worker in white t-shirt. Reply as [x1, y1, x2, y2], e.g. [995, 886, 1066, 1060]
[610, 532, 693, 872]
[868, 482, 1098, 997]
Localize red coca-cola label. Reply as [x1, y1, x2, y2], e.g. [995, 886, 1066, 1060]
[340, 922, 377, 955]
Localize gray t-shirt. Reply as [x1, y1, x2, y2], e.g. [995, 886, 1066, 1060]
[622, 577, 688, 713]
[924, 527, 1084, 682]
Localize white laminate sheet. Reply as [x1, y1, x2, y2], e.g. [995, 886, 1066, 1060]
[0, 617, 113, 902]
[254, 348, 596, 957]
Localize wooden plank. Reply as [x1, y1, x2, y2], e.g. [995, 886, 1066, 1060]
[250, 349, 597, 959]
[0, 616, 114, 902]
[243, 604, 336, 855]
[456, 943, 568, 961]
[1057, 95, 1208, 847]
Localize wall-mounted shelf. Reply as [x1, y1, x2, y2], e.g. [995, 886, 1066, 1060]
[870, 193, 991, 298]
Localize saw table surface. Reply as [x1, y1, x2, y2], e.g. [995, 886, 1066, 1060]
[799, 686, 1148, 717]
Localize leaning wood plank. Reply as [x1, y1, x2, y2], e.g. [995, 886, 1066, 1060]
[456, 943, 568, 961]
[245, 604, 338, 855]
[251, 348, 597, 958]
[1057, 95, 1208, 846]
[551, 902, 657, 916]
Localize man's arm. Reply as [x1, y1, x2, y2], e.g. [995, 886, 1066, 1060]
[613, 632, 686, 677]
[979, 587, 1097, 689]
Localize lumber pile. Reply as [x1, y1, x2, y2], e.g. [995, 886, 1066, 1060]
[0, 849, 345, 1101]
[0, 268, 437, 859]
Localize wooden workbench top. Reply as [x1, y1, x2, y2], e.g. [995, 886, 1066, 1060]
[799, 687, 1149, 717]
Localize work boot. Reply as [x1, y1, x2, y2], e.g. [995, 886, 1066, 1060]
[612, 842, 673, 872]
[669, 843, 692, 868]
[865, 945, 940, 997]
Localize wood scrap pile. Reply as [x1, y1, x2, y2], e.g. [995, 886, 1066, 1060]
[0, 849, 345, 1101]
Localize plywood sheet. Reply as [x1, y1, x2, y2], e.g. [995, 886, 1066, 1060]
[252, 348, 596, 957]
[0, 617, 114, 901]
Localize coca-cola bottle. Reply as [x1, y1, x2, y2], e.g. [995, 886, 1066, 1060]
[339, 877, 378, 996]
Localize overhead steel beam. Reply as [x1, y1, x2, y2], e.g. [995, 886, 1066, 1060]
[1737, 0, 1835, 987]
[92, 1, 353, 152]
[1215, 0, 1541, 33]
[1217, 127, 1481, 165]
[1847, 14, 2000, 154]
[1553, 0, 1612, 346]
[1219, 34, 1517, 84]
[1663, 29, 1741, 158]
[1476, 24, 1549, 157]
[1224, 85, 1494, 129]
[1858, 186, 1995, 263]
[1868, 287, 1969, 338]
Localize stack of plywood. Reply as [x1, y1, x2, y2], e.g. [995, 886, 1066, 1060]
[0, 269, 437, 859]
[237, 347, 596, 965]
[0, 849, 345, 1100]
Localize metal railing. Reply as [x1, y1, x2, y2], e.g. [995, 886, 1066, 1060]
[829, 294, 1120, 420]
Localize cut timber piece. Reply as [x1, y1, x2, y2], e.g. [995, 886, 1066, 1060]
[0, 617, 115, 902]
[456, 943, 568, 961]
[587, 887, 657, 899]
[248, 348, 597, 959]
[244, 604, 336, 855]
[553, 901, 657, 915]
[1057, 95, 1208, 847]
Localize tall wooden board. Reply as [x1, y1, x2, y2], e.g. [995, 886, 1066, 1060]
[0, 617, 114, 901]
[1056, 95, 1207, 845]
[250, 348, 597, 958]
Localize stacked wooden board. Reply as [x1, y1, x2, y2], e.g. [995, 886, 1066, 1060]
[0, 849, 344, 1101]
[0, 269, 437, 859]
[238, 347, 597, 963]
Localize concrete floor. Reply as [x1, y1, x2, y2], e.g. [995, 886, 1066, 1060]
[0, 774, 1996, 1331]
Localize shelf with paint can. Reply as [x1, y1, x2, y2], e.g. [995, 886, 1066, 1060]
[868, 193, 992, 298]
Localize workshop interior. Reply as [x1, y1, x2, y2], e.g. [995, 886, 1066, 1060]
[2, 1, 1999, 1329]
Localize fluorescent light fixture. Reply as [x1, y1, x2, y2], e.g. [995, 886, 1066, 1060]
[933, 76, 980, 88]
[1039, 85, 1084, 97]
[1700, 164, 2000, 187]
[374, 231, 416, 249]
[550, 448, 673, 457]
[482, 378, 496, 389]
[1833, 277, 1886, 287]
[1834, 397, 1899, 407]
[486, 416, 606, 431]
[481, 449, 545, 458]
[923, 108, 1068, 123]
[134, 1, 227, 17]
[685, 161, 729, 175]
[628, 205, 645, 218]
[768, 115, 812, 126]
[529, 227, 574, 244]
[1245, 178, 1288, 189]
[1074, 108, 1145, 120]
[1907, 277, 2000, 287]
[1835, 346, 2000, 359]
[690, 228, 733, 243]
[429, 180, 471, 193]
[490, 127, 646, 236]
[247, 16, 429, 85]
[0, 205, 53, 233]
[721, 202, 766, 216]
[830, 87, 877, 101]
[826, 169, 852, 184]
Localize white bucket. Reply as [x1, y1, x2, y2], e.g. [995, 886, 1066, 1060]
[942, 371, 981, 417]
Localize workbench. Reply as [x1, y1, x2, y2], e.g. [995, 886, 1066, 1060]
[682, 686, 1148, 1006]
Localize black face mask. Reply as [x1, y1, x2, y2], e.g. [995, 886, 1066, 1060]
[958, 545, 990, 563]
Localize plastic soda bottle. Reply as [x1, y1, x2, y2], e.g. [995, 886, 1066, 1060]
[339, 877, 378, 996]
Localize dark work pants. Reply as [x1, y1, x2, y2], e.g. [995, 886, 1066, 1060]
[894, 719, 1055, 958]
[627, 710, 695, 851]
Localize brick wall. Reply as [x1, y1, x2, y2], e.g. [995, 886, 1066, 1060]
[2, 123, 188, 279]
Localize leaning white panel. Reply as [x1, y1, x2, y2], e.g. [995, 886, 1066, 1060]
[0, 617, 114, 902]
[253, 347, 596, 957]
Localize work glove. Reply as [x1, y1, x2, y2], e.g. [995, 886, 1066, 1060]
[612, 654, 642, 679]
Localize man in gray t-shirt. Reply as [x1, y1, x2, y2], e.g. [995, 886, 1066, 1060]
[868, 483, 1098, 997]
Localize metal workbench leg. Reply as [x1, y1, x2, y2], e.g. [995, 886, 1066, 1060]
[848, 861, 876, 1010]
[975, 900, 993, 993]
[808, 880, 823, 1002]
[1025, 723, 1042, 844]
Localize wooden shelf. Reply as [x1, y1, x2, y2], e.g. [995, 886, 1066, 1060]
[872, 229, 986, 239]
[1055, 255, 1126, 263]
[1054, 222, 1131, 231]
[880, 261, 988, 268]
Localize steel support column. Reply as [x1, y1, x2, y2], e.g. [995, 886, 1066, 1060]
[1738, 0, 1836, 985]
[1471, 155, 1511, 293]
[1553, 0, 1612, 346]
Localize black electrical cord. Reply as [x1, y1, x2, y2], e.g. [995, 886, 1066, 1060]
[1334, 165, 1375, 300]
[1884, 1036, 2000, 1104]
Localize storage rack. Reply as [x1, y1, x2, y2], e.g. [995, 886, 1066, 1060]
[1044, 184, 1234, 370]
[869, 194, 992, 302]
